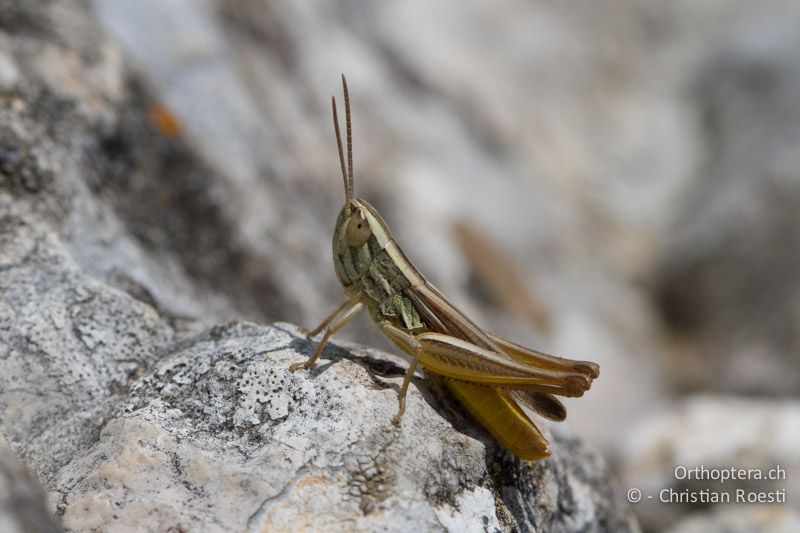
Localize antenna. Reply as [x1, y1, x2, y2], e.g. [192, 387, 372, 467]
[342, 74, 354, 197]
[331, 95, 350, 204]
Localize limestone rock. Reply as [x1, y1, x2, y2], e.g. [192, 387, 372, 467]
[53, 321, 636, 532]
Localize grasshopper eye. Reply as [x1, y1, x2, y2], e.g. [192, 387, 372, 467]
[345, 210, 372, 247]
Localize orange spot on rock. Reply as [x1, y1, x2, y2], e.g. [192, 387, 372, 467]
[148, 103, 182, 137]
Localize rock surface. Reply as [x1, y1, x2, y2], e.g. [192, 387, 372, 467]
[0, 197, 174, 481]
[53, 321, 636, 532]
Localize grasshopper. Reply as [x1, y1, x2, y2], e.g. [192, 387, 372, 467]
[289, 76, 599, 460]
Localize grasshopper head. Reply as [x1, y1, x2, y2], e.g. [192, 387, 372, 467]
[341, 201, 373, 247]
[334, 198, 391, 248]
[332, 197, 394, 288]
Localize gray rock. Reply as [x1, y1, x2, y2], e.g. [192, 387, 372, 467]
[52, 321, 637, 532]
[0, 197, 174, 481]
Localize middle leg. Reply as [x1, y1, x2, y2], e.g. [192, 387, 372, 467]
[378, 322, 423, 425]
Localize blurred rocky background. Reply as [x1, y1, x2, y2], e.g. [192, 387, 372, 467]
[1, 0, 798, 531]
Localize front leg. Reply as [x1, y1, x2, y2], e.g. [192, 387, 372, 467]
[289, 300, 363, 372]
[299, 298, 354, 338]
